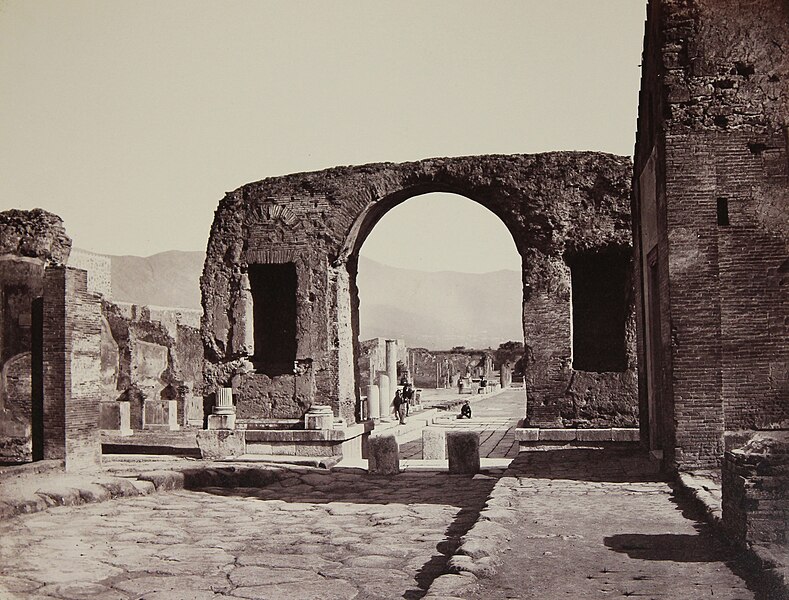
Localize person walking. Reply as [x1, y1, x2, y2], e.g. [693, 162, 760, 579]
[393, 389, 407, 424]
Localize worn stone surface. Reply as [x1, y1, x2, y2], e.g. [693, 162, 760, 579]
[463, 448, 768, 599]
[0, 463, 496, 600]
[201, 153, 636, 426]
[633, 0, 789, 469]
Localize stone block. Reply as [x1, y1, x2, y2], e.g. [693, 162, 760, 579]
[196, 430, 246, 459]
[539, 429, 577, 441]
[423, 427, 447, 460]
[577, 429, 613, 442]
[515, 428, 539, 442]
[612, 428, 640, 442]
[368, 434, 400, 475]
[447, 431, 480, 475]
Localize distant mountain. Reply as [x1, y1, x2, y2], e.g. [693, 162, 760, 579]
[105, 251, 524, 349]
[356, 256, 523, 350]
[110, 250, 204, 309]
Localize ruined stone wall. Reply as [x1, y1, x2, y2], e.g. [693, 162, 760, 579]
[722, 432, 789, 547]
[67, 248, 112, 298]
[357, 338, 407, 390]
[202, 153, 636, 425]
[409, 348, 490, 389]
[633, 0, 789, 469]
[102, 301, 203, 428]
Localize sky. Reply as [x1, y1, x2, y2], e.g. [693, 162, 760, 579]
[0, 0, 647, 271]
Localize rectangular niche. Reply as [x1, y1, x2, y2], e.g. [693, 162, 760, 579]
[568, 249, 630, 372]
[248, 263, 297, 375]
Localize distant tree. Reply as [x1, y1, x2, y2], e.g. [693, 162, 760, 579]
[495, 341, 524, 368]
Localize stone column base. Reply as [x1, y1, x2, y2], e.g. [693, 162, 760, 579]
[207, 413, 236, 430]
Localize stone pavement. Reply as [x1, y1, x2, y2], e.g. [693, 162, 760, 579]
[456, 448, 771, 600]
[0, 464, 500, 600]
[400, 388, 524, 460]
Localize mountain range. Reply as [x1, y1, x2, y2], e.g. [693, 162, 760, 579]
[107, 250, 524, 350]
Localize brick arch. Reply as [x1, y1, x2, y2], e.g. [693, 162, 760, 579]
[202, 152, 635, 425]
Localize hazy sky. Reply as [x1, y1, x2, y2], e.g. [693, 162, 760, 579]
[1, 1, 646, 270]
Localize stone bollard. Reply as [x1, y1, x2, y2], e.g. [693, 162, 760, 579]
[367, 384, 380, 420]
[368, 434, 400, 475]
[447, 431, 480, 474]
[422, 427, 447, 460]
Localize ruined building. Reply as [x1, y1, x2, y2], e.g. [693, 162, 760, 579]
[201, 152, 638, 442]
[0, 210, 204, 465]
[632, 0, 789, 473]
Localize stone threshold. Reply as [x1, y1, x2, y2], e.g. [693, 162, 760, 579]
[516, 427, 640, 442]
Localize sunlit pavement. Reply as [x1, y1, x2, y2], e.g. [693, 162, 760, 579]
[399, 387, 526, 460]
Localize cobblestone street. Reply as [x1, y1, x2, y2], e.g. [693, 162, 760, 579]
[467, 449, 763, 600]
[0, 467, 497, 600]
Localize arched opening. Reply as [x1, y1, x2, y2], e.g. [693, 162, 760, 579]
[351, 191, 526, 459]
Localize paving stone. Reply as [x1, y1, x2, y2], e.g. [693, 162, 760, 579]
[229, 579, 358, 599]
[112, 574, 232, 595]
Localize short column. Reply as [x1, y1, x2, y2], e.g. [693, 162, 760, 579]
[368, 434, 400, 475]
[208, 387, 236, 430]
[447, 431, 480, 474]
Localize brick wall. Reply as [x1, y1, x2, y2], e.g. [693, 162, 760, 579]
[43, 266, 103, 471]
[633, 0, 789, 470]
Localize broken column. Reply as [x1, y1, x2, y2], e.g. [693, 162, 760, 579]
[447, 431, 480, 474]
[207, 387, 236, 430]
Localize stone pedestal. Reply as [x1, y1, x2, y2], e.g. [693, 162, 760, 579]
[423, 427, 446, 460]
[368, 434, 400, 475]
[378, 373, 390, 420]
[367, 384, 380, 420]
[305, 405, 334, 430]
[99, 401, 132, 436]
[447, 431, 480, 474]
[143, 399, 179, 430]
[207, 387, 236, 430]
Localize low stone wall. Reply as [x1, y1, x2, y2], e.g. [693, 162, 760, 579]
[722, 431, 789, 547]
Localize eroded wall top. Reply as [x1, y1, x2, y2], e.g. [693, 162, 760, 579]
[0, 209, 72, 264]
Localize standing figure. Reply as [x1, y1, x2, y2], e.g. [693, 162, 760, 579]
[393, 389, 407, 424]
[402, 382, 414, 416]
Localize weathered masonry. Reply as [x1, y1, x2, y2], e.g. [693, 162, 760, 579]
[632, 0, 789, 471]
[201, 152, 638, 430]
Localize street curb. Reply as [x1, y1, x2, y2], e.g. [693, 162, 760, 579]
[423, 467, 518, 598]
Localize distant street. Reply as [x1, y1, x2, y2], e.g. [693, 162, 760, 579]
[400, 387, 525, 459]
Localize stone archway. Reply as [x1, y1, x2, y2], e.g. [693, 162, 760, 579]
[201, 152, 636, 428]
